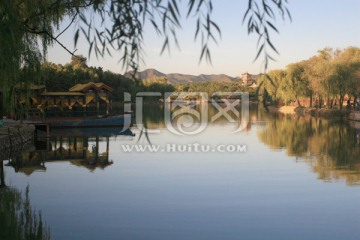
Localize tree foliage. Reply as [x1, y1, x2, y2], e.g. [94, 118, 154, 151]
[31, 58, 174, 100]
[243, 0, 291, 69]
[258, 69, 286, 105]
[177, 81, 245, 96]
[282, 62, 310, 106]
[261, 47, 360, 108]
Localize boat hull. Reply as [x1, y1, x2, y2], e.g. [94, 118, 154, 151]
[36, 127, 134, 137]
[47, 115, 128, 128]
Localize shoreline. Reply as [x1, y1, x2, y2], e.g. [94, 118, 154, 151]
[270, 105, 353, 120]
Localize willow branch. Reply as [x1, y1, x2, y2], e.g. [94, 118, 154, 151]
[23, 24, 77, 56]
[55, 12, 78, 39]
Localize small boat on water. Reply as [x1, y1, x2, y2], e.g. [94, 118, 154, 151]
[45, 115, 129, 128]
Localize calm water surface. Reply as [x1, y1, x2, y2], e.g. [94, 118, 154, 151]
[2, 104, 360, 240]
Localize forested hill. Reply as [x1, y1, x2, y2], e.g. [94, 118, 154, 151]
[125, 68, 238, 84]
[34, 56, 158, 100]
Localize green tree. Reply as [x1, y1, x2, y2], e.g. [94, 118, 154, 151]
[329, 63, 352, 109]
[305, 48, 336, 108]
[0, 0, 88, 115]
[305, 47, 360, 109]
[283, 62, 310, 106]
[143, 77, 168, 86]
[332, 47, 360, 108]
[258, 69, 286, 105]
[70, 55, 88, 70]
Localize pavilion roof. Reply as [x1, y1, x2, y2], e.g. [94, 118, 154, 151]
[69, 82, 113, 93]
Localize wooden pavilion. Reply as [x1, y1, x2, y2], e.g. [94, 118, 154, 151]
[16, 82, 113, 119]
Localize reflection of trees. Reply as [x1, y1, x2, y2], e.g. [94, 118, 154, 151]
[1, 143, 46, 176]
[0, 185, 51, 240]
[258, 115, 360, 185]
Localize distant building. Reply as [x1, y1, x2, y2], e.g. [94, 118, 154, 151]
[241, 72, 252, 85]
[241, 72, 262, 88]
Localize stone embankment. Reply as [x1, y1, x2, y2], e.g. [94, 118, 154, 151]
[0, 124, 35, 156]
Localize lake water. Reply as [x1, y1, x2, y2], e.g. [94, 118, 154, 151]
[2, 104, 360, 240]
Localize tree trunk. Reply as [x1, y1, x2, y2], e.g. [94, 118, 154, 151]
[296, 98, 302, 107]
[330, 97, 336, 109]
[353, 95, 357, 109]
[0, 160, 5, 188]
[339, 95, 344, 110]
[0, 90, 3, 119]
[309, 94, 313, 108]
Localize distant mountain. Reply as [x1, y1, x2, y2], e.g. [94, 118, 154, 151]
[125, 68, 166, 80]
[125, 68, 238, 84]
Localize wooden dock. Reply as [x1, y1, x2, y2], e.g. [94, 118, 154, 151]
[1, 119, 50, 137]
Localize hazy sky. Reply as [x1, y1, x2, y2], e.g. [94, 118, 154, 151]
[47, 0, 360, 77]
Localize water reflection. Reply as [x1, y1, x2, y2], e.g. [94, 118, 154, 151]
[258, 114, 360, 185]
[2, 104, 360, 240]
[5, 128, 135, 175]
[141, 102, 262, 129]
[138, 103, 360, 186]
[4, 103, 360, 186]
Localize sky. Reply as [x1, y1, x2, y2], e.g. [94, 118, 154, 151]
[47, 0, 360, 77]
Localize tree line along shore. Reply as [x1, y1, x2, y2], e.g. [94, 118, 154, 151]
[1, 46, 360, 120]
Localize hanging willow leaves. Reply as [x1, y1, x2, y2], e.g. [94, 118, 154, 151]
[73, 0, 221, 70]
[243, 0, 291, 71]
[1, 0, 290, 82]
